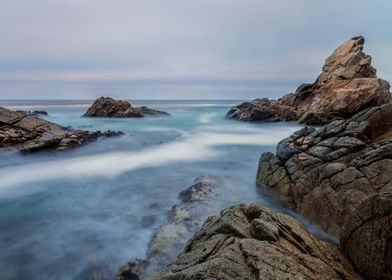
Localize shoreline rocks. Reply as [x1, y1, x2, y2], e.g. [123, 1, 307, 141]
[160, 203, 362, 280]
[84, 97, 169, 118]
[227, 36, 391, 125]
[0, 106, 121, 154]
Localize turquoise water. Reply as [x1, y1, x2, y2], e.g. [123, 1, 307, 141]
[0, 100, 304, 279]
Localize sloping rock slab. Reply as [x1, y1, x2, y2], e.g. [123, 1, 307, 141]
[0, 106, 121, 154]
[160, 203, 362, 280]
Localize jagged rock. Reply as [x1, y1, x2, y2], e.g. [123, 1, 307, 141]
[16, 110, 48, 116]
[257, 103, 392, 237]
[116, 176, 236, 280]
[0, 106, 121, 154]
[227, 36, 391, 124]
[341, 193, 392, 280]
[160, 204, 362, 280]
[84, 97, 169, 118]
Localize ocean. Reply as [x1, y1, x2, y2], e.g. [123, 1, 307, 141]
[0, 100, 324, 279]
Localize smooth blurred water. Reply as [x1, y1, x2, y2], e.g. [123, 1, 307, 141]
[0, 100, 304, 280]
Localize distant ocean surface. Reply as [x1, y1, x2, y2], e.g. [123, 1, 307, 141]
[0, 99, 321, 279]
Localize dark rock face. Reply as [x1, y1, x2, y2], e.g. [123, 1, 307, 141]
[84, 97, 169, 118]
[227, 36, 391, 124]
[341, 193, 392, 280]
[257, 103, 392, 237]
[160, 203, 362, 280]
[0, 106, 121, 154]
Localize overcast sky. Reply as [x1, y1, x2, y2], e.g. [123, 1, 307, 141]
[0, 0, 391, 100]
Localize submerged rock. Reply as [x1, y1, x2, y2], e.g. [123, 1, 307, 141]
[0, 106, 121, 154]
[116, 176, 238, 280]
[84, 97, 169, 118]
[227, 36, 391, 124]
[160, 204, 362, 280]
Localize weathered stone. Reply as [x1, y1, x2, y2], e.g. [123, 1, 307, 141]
[0, 106, 121, 154]
[227, 36, 391, 124]
[84, 97, 169, 118]
[160, 204, 362, 280]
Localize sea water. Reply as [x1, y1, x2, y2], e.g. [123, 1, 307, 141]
[0, 100, 317, 279]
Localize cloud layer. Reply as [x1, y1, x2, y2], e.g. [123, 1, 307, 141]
[0, 0, 391, 99]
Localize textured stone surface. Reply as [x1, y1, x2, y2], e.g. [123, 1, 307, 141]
[160, 204, 362, 280]
[84, 97, 169, 118]
[0, 106, 120, 153]
[227, 36, 391, 124]
[257, 103, 392, 238]
[341, 193, 392, 280]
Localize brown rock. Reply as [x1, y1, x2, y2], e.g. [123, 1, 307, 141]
[0, 106, 121, 154]
[84, 97, 169, 118]
[160, 204, 362, 280]
[227, 36, 391, 124]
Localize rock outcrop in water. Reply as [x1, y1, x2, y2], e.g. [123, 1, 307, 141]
[0, 106, 120, 153]
[257, 103, 392, 279]
[160, 203, 362, 280]
[227, 36, 391, 124]
[84, 97, 169, 118]
[117, 176, 237, 280]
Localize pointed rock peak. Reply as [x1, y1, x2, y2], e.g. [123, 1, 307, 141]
[319, 36, 376, 83]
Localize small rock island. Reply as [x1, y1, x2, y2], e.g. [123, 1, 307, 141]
[0, 106, 120, 154]
[84, 97, 169, 118]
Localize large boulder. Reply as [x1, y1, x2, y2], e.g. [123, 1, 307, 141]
[257, 103, 392, 237]
[227, 36, 391, 124]
[84, 97, 169, 118]
[0, 106, 121, 154]
[160, 203, 362, 280]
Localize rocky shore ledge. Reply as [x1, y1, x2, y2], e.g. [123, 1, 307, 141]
[84, 97, 169, 118]
[227, 36, 391, 125]
[0, 106, 121, 153]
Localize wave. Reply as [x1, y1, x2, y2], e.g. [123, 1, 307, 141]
[0, 125, 297, 189]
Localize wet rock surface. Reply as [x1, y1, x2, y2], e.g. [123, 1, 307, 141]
[117, 176, 235, 280]
[160, 203, 362, 280]
[0, 106, 121, 154]
[84, 97, 169, 118]
[227, 36, 391, 124]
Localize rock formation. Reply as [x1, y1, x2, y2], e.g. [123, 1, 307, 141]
[227, 36, 391, 124]
[0, 106, 120, 154]
[160, 203, 362, 280]
[84, 97, 169, 118]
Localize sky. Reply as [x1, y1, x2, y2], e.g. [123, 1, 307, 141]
[0, 0, 391, 100]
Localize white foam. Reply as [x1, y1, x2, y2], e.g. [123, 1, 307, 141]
[197, 113, 218, 123]
[0, 124, 297, 189]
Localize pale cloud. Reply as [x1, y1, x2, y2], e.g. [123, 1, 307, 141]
[0, 0, 391, 99]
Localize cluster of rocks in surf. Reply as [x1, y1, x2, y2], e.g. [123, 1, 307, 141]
[0, 106, 121, 154]
[84, 97, 169, 118]
[227, 36, 391, 125]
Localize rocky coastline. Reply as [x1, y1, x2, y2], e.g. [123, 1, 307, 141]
[0, 106, 121, 154]
[84, 97, 169, 118]
[227, 36, 391, 125]
[116, 37, 392, 280]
